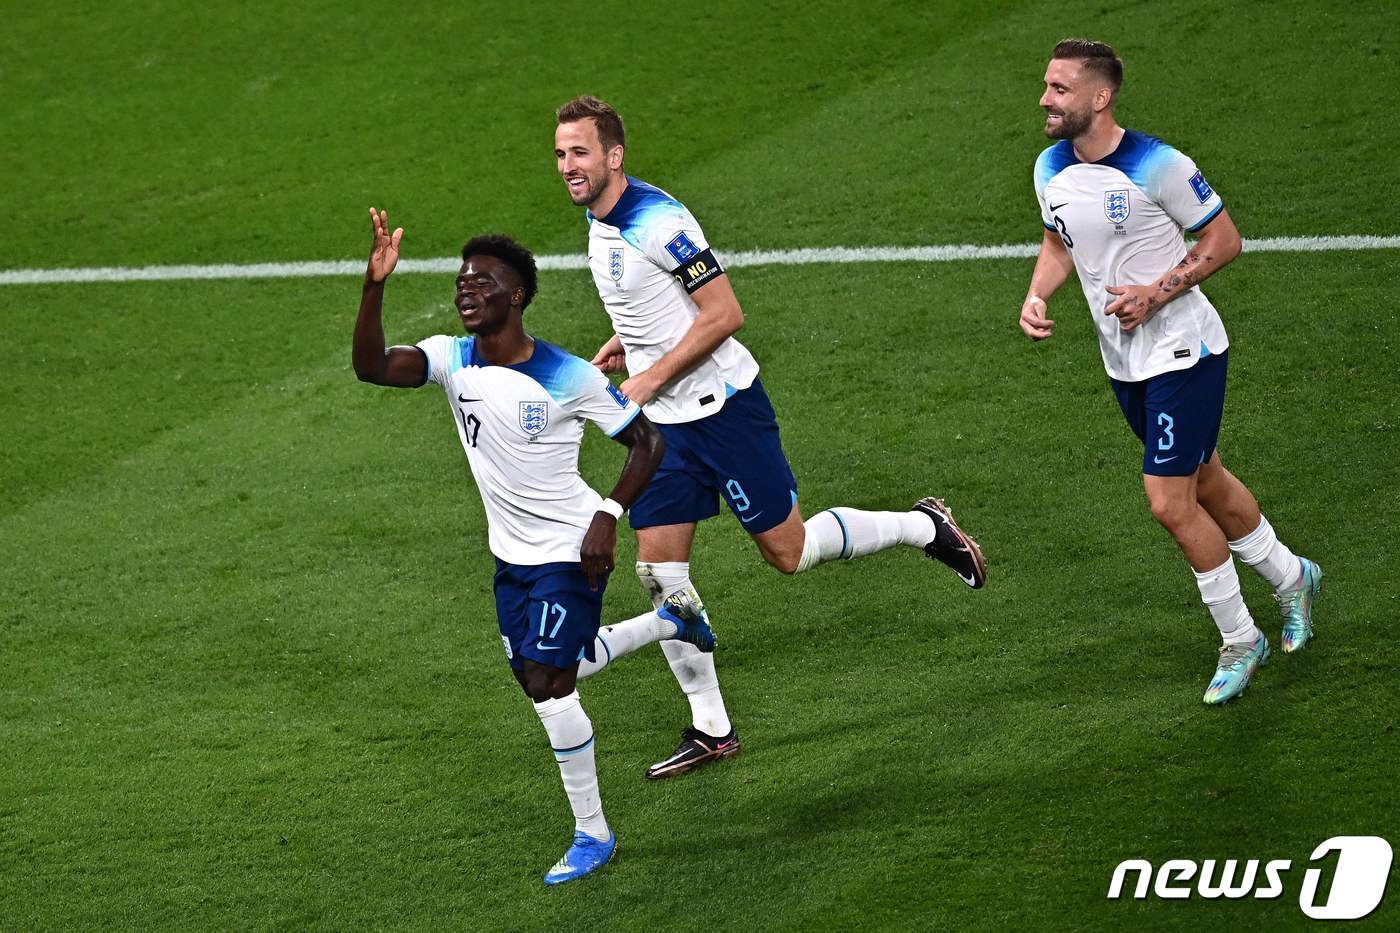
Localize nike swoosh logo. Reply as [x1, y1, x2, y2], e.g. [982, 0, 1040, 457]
[1050, 201, 1068, 211]
[1153, 455, 1177, 464]
[458, 394, 482, 403]
[957, 569, 977, 586]
[738, 511, 765, 524]
[536, 643, 561, 651]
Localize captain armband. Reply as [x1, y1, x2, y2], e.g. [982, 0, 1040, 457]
[669, 247, 724, 294]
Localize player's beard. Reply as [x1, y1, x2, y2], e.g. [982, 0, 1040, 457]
[1044, 104, 1092, 140]
[571, 170, 608, 207]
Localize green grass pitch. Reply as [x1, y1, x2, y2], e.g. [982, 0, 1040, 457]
[2, 1, 1398, 929]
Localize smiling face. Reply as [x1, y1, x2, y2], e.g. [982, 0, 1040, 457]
[1039, 57, 1103, 140]
[554, 118, 622, 207]
[454, 254, 523, 334]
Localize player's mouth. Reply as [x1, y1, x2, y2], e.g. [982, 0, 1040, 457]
[1045, 110, 1063, 124]
[565, 175, 589, 194]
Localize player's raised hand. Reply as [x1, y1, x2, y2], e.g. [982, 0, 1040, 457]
[590, 333, 627, 374]
[366, 207, 404, 283]
[1104, 284, 1159, 332]
[1019, 295, 1055, 341]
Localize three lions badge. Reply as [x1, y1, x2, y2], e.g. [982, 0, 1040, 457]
[1104, 189, 1130, 225]
[519, 401, 548, 437]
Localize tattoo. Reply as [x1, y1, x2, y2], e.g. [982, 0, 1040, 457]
[1170, 251, 1211, 288]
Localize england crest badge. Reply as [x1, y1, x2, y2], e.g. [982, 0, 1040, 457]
[1104, 189, 1130, 225]
[519, 401, 548, 437]
[609, 248, 624, 283]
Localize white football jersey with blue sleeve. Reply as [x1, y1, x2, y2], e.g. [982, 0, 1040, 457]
[416, 334, 641, 565]
[586, 176, 760, 424]
[1034, 130, 1230, 382]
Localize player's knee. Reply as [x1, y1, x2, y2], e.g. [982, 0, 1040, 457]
[763, 548, 801, 575]
[1146, 493, 1190, 531]
[519, 669, 559, 704]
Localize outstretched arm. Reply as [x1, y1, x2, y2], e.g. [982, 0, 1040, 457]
[1104, 208, 1243, 332]
[619, 274, 744, 405]
[579, 414, 666, 590]
[352, 207, 429, 388]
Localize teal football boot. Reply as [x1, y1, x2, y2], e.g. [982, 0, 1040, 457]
[1277, 558, 1322, 654]
[1203, 632, 1270, 705]
[544, 831, 617, 885]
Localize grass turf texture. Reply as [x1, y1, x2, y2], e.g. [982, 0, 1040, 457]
[3, 0, 1399, 929]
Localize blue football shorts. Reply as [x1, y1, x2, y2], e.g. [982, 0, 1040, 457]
[1110, 350, 1228, 477]
[492, 559, 605, 671]
[629, 378, 798, 535]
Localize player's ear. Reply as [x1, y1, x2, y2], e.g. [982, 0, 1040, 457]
[608, 145, 624, 172]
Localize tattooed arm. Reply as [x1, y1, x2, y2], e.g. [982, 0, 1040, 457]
[1103, 208, 1243, 332]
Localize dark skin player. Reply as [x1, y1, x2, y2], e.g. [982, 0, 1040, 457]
[352, 208, 664, 702]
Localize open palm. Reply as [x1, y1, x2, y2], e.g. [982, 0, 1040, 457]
[367, 207, 404, 282]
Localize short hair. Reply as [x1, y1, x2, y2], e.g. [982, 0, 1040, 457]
[1052, 38, 1124, 98]
[461, 234, 538, 311]
[556, 95, 626, 154]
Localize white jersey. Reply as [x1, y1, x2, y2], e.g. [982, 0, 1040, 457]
[416, 334, 641, 565]
[586, 176, 760, 424]
[1034, 129, 1229, 383]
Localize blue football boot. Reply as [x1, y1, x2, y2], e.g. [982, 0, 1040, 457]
[657, 588, 716, 652]
[1203, 632, 1271, 705]
[1277, 557, 1322, 654]
[543, 830, 617, 886]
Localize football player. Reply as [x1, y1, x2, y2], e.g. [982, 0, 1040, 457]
[554, 96, 987, 778]
[1021, 39, 1322, 704]
[352, 211, 716, 883]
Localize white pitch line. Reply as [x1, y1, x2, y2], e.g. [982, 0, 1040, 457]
[1, 235, 1397, 286]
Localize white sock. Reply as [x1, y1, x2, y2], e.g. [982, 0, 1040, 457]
[533, 691, 609, 842]
[576, 610, 679, 679]
[795, 508, 934, 572]
[638, 561, 733, 738]
[1228, 515, 1304, 594]
[1194, 557, 1259, 645]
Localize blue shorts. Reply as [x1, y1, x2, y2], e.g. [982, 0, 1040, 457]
[493, 560, 604, 671]
[629, 378, 798, 535]
[1111, 351, 1228, 477]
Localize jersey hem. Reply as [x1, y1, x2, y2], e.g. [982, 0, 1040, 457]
[1101, 337, 1232, 383]
[644, 369, 758, 424]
